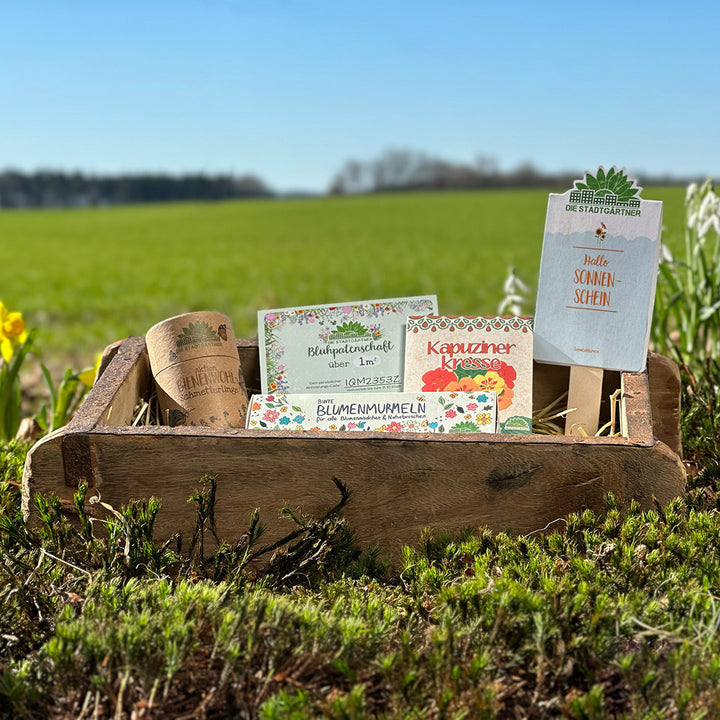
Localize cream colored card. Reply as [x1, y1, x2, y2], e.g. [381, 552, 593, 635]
[258, 295, 437, 394]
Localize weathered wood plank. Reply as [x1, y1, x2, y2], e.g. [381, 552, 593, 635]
[647, 353, 682, 456]
[71, 336, 149, 429]
[23, 428, 685, 555]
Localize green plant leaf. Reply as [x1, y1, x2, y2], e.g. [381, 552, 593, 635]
[699, 300, 720, 321]
[454, 366, 480, 381]
[596, 167, 606, 187]
[608, 172, 624, 191]
[332, 321, 369, 337]
[615, 181, 632, 198]
[449, 421, 480, 433]
[585, 173, 600, 190]
[51, 369, 77, 431]
[40, 363, 58, 412]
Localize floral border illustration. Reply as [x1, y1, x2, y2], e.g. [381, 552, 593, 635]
[247, 392, 496, 434]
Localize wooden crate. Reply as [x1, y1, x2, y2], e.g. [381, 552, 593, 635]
[22, 337, 685, 555]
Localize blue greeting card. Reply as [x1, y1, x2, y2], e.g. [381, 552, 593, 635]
[533, 167, 663, 372]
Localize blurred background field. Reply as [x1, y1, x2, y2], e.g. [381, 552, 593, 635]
[2, 185, 686, 370]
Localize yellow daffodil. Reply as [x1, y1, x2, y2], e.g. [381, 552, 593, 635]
[0, 301, 29, 362]
[77, 352, 103, 388]
[77, 367, 96, 387]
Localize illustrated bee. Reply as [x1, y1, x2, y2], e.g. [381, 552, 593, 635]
[167, 408, 188, 427]
[217, 323, 228, 341]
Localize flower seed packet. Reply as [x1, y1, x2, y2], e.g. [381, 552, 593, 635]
[258, 295, 437, 394]
[404, 315, 533, 434]
[246, 391, 497, 433]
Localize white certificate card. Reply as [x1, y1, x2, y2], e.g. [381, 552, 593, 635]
[258, 295, 438, 394]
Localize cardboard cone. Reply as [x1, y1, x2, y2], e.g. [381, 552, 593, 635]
[146, 312, 248, 428]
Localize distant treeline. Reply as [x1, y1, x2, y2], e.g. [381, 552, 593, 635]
[328, 149, 697, 195]
[0, 171, 273, 208]
[1, 153, 701, 208]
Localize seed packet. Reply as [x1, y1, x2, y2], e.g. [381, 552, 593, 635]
[404, 315, 533, 434]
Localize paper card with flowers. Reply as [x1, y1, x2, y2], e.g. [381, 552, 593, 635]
[403, 316, 533, 434]
[257, 296, 437, 395]
[245, 391, 497, 434]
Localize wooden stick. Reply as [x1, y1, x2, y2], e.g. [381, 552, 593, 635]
[565, 365, 604, 436]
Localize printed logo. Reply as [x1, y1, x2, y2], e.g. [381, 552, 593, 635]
[568, 167, 642, 208]
[321, 320, 382, 343]
[175, 321, 223, 353]
[501, 416, 532, 434]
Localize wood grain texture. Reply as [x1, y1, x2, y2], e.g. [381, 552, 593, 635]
[21, 338, 686, 555]
[647, 353, 682, 456]
[24, 427, 685, 554]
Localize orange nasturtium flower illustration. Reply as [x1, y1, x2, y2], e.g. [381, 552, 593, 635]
[421, 361, 517, 410]
[443, 375, 483, 392]
[0, 301, 28, 362]
[420, 367, 456, 392]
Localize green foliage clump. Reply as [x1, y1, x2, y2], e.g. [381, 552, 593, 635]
[652, 179, 720, 464]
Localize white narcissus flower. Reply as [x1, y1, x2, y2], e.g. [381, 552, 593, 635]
[686, 179, 720, 236]
[502, 269, 516, 295]
[500, 268, 530, 315]
[497, 295, 525, 316]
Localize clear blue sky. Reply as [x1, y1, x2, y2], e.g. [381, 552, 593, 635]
[2, 1, 717, 193]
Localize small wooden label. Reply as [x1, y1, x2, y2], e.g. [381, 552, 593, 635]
[565, 365, 604, 436]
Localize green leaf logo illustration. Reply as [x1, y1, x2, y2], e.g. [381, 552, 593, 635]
[574, 167, 641, 202]
[175, 320, 222, 351]
[178, 321, 219, 342]
[329, 321, 371, 339]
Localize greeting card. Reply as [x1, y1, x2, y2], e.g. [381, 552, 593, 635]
[533, 167, 663, 372]
[258, 295, 437, 394]
[403, 315, 533, 434]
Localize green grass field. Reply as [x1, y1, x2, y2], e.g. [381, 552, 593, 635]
[2, 186, 686, 369]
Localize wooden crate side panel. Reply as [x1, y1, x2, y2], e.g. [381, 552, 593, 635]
[620, 370, 654, 445]
[59, 431, 684, 555]
[237, 340, 261, 395]
[71, 337, 149, 429]
[21, 430, 66, 519]
[647, 353, 682, 457]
